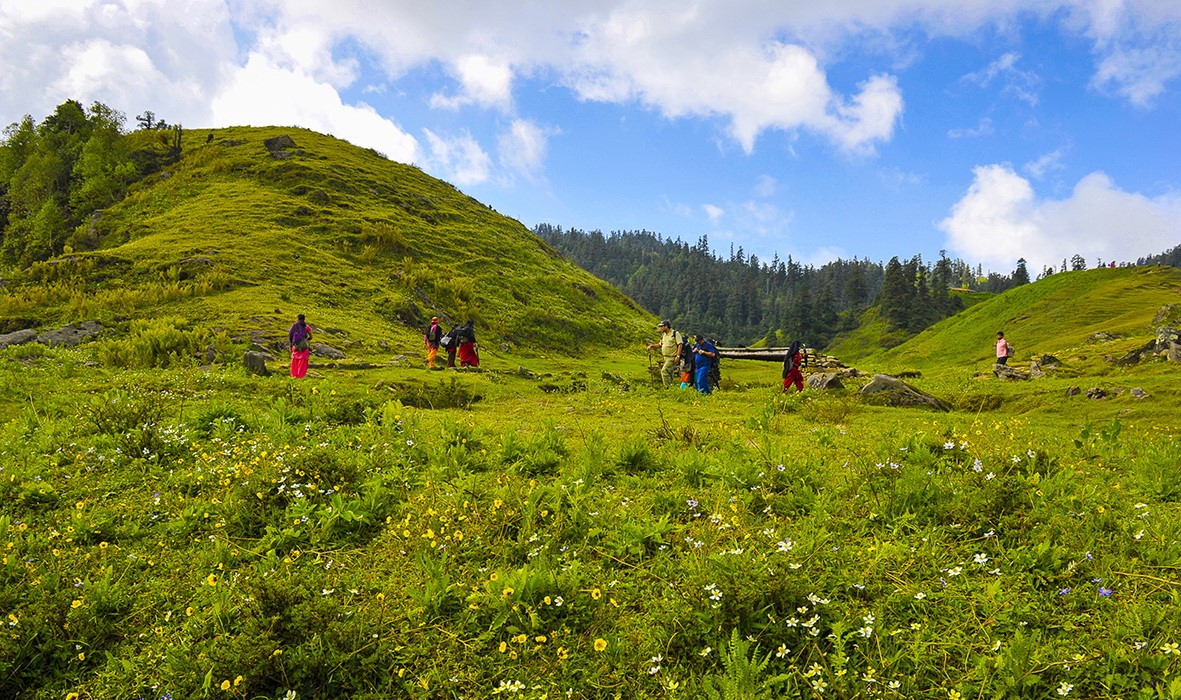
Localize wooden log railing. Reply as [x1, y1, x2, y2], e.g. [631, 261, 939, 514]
[716, 347, 794, 362]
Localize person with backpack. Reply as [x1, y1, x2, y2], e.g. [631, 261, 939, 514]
[443, 323, 460, 367]
[782, 339, 805, 392]
[288, 313, 313, 379]
[457, 320, 479, 367]
[995, 331, 1013, 365]
[646, 320, 683, 387]
[690, 334, 718, 394]
[423, 316, 444, 368]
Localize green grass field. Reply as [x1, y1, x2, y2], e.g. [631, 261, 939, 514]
[2, 127, 1180, 699]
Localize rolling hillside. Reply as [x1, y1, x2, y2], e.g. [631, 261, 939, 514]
[0, 126, 652, 355]
[868, 265, 1181, 373]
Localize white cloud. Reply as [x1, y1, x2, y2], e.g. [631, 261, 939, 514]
[948, 116, 995, 139]
[423, 128, 492, 186]
[498, 119, 557, 180]
[430, 54, 515, 111]
[703, 204, 725, 222]
[940, 164, 1181, 271]
[960, 52, 1040, 106]
[1023, 149, 1066, 179]
[212, 53, 420, 164]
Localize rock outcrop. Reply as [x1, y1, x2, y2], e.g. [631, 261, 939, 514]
[858, 374, 950, 412]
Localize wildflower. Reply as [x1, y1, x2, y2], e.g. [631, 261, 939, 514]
[67, 694, 80, 700]
[1162, 642, 1180, 655]
[947, 566, 963, 576]
[700, 646, 712, 656]
[1058, 588, 1071, 595]
[1057, 681, 1074, 696]
[591, 587, 602, 600]
[858, 626, 873, 638]
[776, 644, 789, 658]
[71, 599, 83, 609]
[973, 553, 989, 565]
[220, 679, 231, 691]
[594, 638, 608, 652]
[206, 574, 218, 586]
[1098, 587, 1114, 597]
[498, 641, 507, 653]
[949, 690, 962, 700]
[914, 592, 926, 600]
[811, 678, 827, 692]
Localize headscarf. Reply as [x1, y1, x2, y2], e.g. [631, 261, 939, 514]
[783, 340, 802, 377]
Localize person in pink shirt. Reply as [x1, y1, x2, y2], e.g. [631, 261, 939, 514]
[995, 331, 1013, 365]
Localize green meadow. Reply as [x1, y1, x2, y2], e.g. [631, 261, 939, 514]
[2, 127, 1180, 699]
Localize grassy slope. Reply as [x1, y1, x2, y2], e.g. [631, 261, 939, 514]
[3, 126, 652, 354]
[879, 266, 1181, 373]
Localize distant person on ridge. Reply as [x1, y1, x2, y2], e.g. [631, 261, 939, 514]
[288, 313, 313, 379]
[647, 320, 683, 387]
[457, 320, 479, 367]
[995, 331, 1013, 365]
[782, 339, 805, 392]
[691, 334, 718, 394]
[424, 316, 444, 368]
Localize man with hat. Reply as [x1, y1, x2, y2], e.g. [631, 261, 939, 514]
[423, 316, 444, 368]
[647, 320, 683, 387]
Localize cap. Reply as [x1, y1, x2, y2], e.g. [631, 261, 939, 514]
[657, 320, 671, 328]
[431, 317, 440, 322]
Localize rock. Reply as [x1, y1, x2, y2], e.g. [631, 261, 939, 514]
[1132, 387, 1150, 399]
[1155, 326, 1179, 351]
[1154, 304, 1180, 326]
[1038, 354, 1062, 366]
[243, 351, 270, 376]
[37, 321, 103, 347]
[858, 374, 950, 412]
[1169, 342, 1181, 363]
[377, 340, 390, 350]
[264, 135, 297, 152]
[310, 342, 346, 360]
[309, 189, 330, 205]
[1064, 386, 1081, 397]
[1089, 331, 1117, 343]
[806, 372, 845, 390]
[1085, 387, 1106, 399]
[993, 364, 1031, 380]
[0, 328, 38, 349]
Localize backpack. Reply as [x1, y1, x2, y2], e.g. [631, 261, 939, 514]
[291, 323, 310, 351]
[677, 332, 692, 372]
[705, 338, 721, 388]
[1006, 342, 1014, 357]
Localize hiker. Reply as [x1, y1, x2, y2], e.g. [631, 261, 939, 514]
[691, 334, 718, 395]
[288, 313, 313, 379]
[423, 316, 444, 368]
[457, 320, 479, 367]
[995, 331, 1013, 365]
[782, 339, 804, 392]
[647, 320, 683, 387]
[444, 323, 460, 367]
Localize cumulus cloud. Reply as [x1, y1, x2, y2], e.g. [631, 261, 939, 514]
[212, 53, 420, 164]
[423, 128, 492, 186]
[703, 204, 725, 222]
[497, 119, 557, 181]
[940, 164, 1181, 271]
[431, 54, 515, 111]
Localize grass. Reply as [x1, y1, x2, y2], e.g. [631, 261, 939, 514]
[2, 125, 1180, 699]
[1, 336, 1179, 699]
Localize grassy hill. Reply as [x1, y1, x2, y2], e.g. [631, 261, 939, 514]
[0, 126, 651, 355]
[877, 266, 1181, 373]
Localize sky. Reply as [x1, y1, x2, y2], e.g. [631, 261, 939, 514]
[2, 1, 1180, 275]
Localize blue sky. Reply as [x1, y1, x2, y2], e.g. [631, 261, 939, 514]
[2, 1, 1179, 274]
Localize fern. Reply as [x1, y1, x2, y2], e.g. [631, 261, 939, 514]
[702, 629, 791, 700]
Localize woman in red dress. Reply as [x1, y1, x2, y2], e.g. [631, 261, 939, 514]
[782, 339, 804, 392]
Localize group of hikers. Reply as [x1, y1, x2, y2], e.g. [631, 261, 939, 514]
[290, 313, 1018, 390]
[648, 319, 807, 395]
[423, 317, 480, 368]
[285, 313, 480, 378]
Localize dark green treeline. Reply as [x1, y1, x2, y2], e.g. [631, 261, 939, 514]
[535, 224, 983, 347]
[0, 99, 180, 267]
